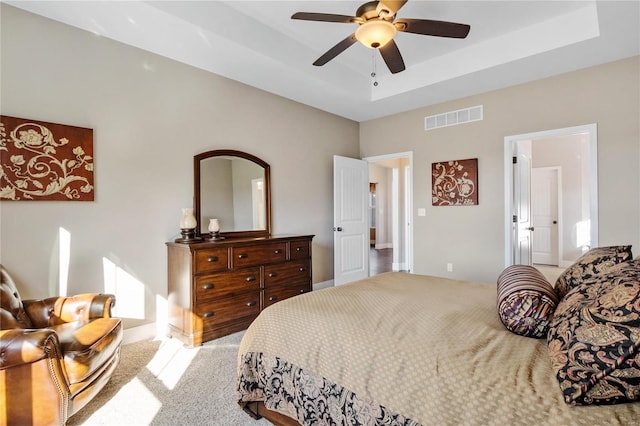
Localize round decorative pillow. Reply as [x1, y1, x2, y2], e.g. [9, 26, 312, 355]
[497, 265, 559, 338]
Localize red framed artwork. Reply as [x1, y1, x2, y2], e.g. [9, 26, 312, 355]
[0, 115, 94, 201]
[432, 158, 478, 206]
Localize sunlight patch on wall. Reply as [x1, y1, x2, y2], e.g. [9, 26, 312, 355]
[102, 258, 145, 319]
[146, 338, 200, 390]
[576, 219, 591, 252]
[155, 294, 168, 340]
[58, 227, 71, 296]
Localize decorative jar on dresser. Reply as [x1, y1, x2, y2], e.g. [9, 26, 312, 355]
[167, 235, 313, 346]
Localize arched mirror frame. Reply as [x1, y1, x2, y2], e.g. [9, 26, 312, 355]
[194, 149, 271, 239]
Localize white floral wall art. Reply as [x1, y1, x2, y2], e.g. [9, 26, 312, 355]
[0, 116, 94, 201]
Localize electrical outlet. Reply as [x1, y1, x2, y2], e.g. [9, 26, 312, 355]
[447, 263, 453, 272]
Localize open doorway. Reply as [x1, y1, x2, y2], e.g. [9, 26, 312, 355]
[504, 124, 598, 282]
[365, 152, 413, 275]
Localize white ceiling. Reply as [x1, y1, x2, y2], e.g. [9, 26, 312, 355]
[7, 1, 640, 122]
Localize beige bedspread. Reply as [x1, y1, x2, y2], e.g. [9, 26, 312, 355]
[237, 272, 640, 425]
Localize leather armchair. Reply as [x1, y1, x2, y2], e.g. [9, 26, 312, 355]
[0, 264, 123, 425]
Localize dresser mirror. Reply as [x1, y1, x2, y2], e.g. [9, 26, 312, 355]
[194, 150, 271, 238]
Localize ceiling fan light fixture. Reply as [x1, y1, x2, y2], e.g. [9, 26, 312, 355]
[355, 20, 396, 49]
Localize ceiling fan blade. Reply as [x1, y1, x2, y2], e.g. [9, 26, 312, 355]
[376, 0, 408, 17]
[379, 39, 406, 74]
[313, 33, 358, 66]
[291, 12, 356, 23]
[396, 18, 471, 38]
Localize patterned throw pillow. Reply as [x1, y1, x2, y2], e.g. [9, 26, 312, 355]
[554, 246, 633, 299]
[547, 259, 640, 405]
[497, 265, 559, 338]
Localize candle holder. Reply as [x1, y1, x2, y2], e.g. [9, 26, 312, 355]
[176, 228, 202, 243]
[175, 207, 203, 243]
[208, 218, 225, 241]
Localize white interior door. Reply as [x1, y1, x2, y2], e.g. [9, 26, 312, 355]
[334, 155, 369, 286]
[532, 167, 559, 265]
[513, 141, 533, 265]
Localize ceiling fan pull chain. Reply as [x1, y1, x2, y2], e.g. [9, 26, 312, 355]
[371, 51, 379, 87]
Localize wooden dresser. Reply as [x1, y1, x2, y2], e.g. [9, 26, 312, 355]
[166, 235, 313, 346]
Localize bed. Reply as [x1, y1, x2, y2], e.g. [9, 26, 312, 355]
[237, 269, 640, 425]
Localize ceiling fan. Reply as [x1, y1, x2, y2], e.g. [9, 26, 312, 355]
[291, 0, 470, 74]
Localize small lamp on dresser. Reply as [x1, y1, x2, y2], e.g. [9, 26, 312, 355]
[175, 207, 202, 243]
[208, 218, 225, 241]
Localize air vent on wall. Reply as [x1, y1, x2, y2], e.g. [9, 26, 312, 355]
[424, 105, 483, 131]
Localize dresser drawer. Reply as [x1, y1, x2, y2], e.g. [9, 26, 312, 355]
[195, 267, 261, 301]
[290, 240, 311, 260]
[196, 291, 261, 326]
[264, 259, 310, 287]
[264, 284, 310, 308]
[194, 248, 229, 274]
[232, 242, 287, 268]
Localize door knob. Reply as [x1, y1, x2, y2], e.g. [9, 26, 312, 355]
[553, 220, 557, 224]
[526, 226, 535, 231]
[334, 227, 343, 232]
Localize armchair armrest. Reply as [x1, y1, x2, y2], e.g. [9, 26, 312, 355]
[0, 328, 71, 426]
[0, 328, 60, 370]
[23, 293, 116, 327]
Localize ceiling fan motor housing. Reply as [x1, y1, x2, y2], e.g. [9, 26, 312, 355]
[357, 2, 386, 20]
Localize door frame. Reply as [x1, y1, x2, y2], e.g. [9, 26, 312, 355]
[363, 151, 414, 273]
[504, 124, 598, 267]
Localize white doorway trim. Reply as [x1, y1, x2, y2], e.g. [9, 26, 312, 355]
[363, 151, 414, 273]
[504, 124, 598, 267]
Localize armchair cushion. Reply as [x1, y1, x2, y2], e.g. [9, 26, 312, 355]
[51, 317, 122, 384]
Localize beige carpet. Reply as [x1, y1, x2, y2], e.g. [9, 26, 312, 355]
[68, 331, 270, 426]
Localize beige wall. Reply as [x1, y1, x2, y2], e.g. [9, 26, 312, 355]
[0, 5, 359, 329]
[360, 55, 640, 282]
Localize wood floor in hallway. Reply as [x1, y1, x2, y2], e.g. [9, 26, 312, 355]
[370, 248, 392, 276]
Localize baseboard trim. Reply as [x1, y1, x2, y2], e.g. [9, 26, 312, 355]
[392, 262, 407, 271]
[313, 279, 334, 290]
[123, 323, 160, 345]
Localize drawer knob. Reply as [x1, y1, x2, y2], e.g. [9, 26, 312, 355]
[269, 295, 277, 301]
[268, 272, 277, 278]
[246, 301, 257, 307]
[299, 267, 305, 272]
[237, 253, 248, 259]
[300, 289, 305, 293]
[207, 256, 218, 262]
[202, 283, 214, 290]
[203, 311, 214, 318]
[245, 276, 257, 282]
[296, 247, 302, 252]
[274, 249, 283, 254]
